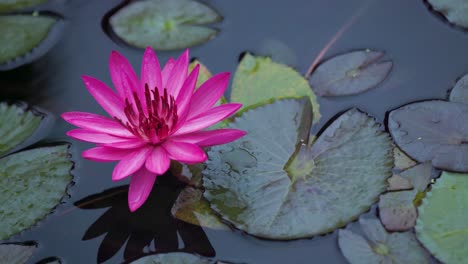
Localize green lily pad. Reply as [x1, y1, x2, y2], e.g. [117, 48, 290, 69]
[338, 218, 430, 264]
[427, 0, 468, 28]
[231, 53, 320, 122]
[0, 243, 36, 263]
[130, 252, 221, 264]
[0, 0, 48, 13]
[449, 73, 468, 104]
[189, 60, 212, 89]
[109, 0, 221, 50]
[416, 171, 468, 264]
[0, 144, 73, 240]
[0, 14, 56, 65]
[0, 102, 43, 157]
[203, 98, 392, 239]
[309, 50, 392, 97]
[171, 187, 229, 230]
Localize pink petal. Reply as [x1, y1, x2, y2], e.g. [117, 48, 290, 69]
[66, 129, 131, 144]
[62, 112, 134, 138]
[188, 72, 230, 119]
[166, 49, 189, 97]
[170, 129, 246, 147]
[173, 103, 242, 136]
[176, 64, 199, 120]
[141, 47, 162, 92]
[109, 50, 141, 99]
[101, 139, 147, 149]
[162, 140, 207, 164]
[81, 75, 126, 120]
[128, 167, 157, 212]
[82, 146, 132, 162]
[112, 147, 152, 181]
[145, 146, 170, 174]
[161, 58, 175, 89]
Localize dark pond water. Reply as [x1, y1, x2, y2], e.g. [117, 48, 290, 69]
[1, 0, 468, 263]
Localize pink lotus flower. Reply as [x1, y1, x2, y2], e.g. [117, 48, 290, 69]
[62, 48, 245, 212]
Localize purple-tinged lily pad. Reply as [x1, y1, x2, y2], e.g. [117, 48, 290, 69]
[387, 174, 413, 191]
[309, 50, 392, 97]
[393, 147, 417, 172]
[388, 100, 468, 172]
[449, 73, 468, 104]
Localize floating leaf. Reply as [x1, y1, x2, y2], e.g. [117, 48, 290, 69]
[416, 171, 468, 264]
[379, 163, 432, 231]
[0, 144, 73, 240]
[109, 0, 221, 50]
[0, 102, 43, 157]
[427, 0, 468, 28]
[387, 174, 413, 191]
[203, 98, 392, 239]
[0, 14, 57, 65]
[131, 252, 218, 264]
[393, 147, 417, 171]
[0, 243, 36, 263]
[309, 50, 392, 96]
[171, 187, 229, 230]
[0, 0, 48, 13]
[388, 100, 468, 172]
[190, 60, 212, 88]
[449, 73, 468, 104]
[231, 53, 320, 121]
[338, 218, 430, 264]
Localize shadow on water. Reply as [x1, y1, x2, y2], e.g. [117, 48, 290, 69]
[74, 173, 215, 263]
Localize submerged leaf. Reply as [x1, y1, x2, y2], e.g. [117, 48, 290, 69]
[0, 243, 36, 263]
[309, 50, 392, 96]
[0, 145, 73, 240]
[0, 14, 56, 64]
[427, 0, 468, 28]
[131, 252, 217, 264]
[171, 187, 228, 230]
[0, 0, 48, 13]
[388, 100, 468, 172]
[338, 218, 430, 264]
[0, 103, 43, 157]
[416, 171, 468, 264]
[109, 0, 221, 50]
[449, 73, 468, 104]
[231, 53, 320, 122]
[203, 98, 392, 239]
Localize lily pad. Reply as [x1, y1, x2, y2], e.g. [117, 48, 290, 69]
[0, 102, 43, 157]
[393, 147, 417, 171]
[203, 98, 392, 239]
[388, 100, 468, 172]
[309, 50, 392, 96]
[131, 252, 228, 264]
[416, 171, 468, 264]
[109, 0, 221, 50]
[0, 14, 57, 65]
[171, 187, 229, 230]
[386, 174, 413, 191]
[0, 243, 36, 263]
[449, 73, 468, 104]
[338, 218, 430, 264]
[231, 53, 320, 122]
[427, 0, 468, 28]
[0, 0, 48, 13]
[0, 144, 73, 240]
[189, 60, 212, 88]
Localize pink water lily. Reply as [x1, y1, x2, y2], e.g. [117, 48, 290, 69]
[62, 48, 245, 211]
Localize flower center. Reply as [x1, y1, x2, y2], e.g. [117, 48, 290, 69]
[116, 84, 178, 144]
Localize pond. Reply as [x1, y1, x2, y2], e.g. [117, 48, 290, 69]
[1, 0, 468, 263]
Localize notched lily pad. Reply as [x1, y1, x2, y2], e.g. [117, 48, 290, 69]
[130, 252, 226, 264]
[203, 98, 393, 239]
[338, 218, 430, 264]
[0, 243, 36, 263]
[388, 100, 468, 172]
[109, 0, 222, 50]
[231, 53, 320, 122]
[171, 187, 229, 230]
[0, 102, 43, 157]
[416, 171, 468, 264]
[309, 50, 392, 96]
[0, 13, 64, 70]
[449, 73, 468, 104]
[427, 0, 468, 28]
[0, 144, 73, 240]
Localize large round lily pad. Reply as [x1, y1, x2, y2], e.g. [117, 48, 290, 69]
[109, 0, 221, 50]
[0, 145, 73, 240]
[203, 98, 392, 239]
[449, 73, 468, 104]
[416, 171, 468, 264]
[388, 100, 468, 172]
[427, 0, 468, 28]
